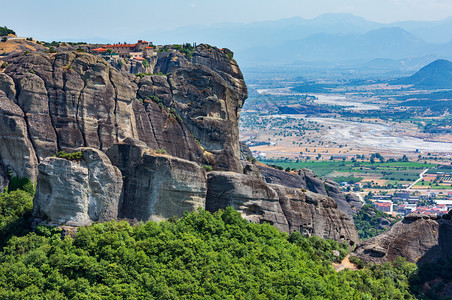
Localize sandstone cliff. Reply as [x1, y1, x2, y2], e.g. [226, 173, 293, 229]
[256, 164, 357, 217]
[33, 148, 123, 226]
[206, 171, 359, 245]
[2, 46, 360, 245]
[353, 213, 452, 265]
[31, 141, 359, 246]
[0, 46, 246, 189]
[106, 138, 206, 221]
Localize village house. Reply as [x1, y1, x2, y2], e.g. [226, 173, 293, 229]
[374, 201, 393, 213]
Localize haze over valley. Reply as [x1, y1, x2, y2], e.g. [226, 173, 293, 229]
[1, 3, 452, 298]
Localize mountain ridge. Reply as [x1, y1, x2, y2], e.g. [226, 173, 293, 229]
[393, 58, 452, 88]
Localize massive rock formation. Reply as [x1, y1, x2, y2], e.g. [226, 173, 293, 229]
[33, 148, 123, 226]
[0, 46, 247, 189]
[106, 138, 206, 221]
[353, 213, 452, 265]
[2, 45, 361, 245]
[206, 171, 359, 245]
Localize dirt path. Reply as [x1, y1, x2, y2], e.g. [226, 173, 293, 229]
[333, 255, 358, 272]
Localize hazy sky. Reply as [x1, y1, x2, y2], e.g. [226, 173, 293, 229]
[2, 0, 452, 41]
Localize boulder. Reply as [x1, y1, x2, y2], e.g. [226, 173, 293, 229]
[33, 148, 123, 226]
[353, 214, 452, 265]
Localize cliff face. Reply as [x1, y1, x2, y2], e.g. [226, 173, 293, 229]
[106, 138, 207, 221]
[1, 46, 360, 245]
[353, 213, 452, 265]
[257, 164, 358, 217]
[33, 148, 123, 226]
[0, 46, 246, 188]
[206, 171, 359, 246]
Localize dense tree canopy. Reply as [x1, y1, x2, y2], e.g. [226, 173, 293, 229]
[354, 205, 401, 240]
[0, 205, 419, 299]
[0, 177, 34, 247]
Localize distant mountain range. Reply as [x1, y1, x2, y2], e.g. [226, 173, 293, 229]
[393, 59, 452, 89]
[140, 13, 452, 69]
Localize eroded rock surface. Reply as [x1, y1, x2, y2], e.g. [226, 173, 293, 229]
[272, 184, 359, 245]
[257, 165, 357, 217]
[106, 139, 206, 221]
[206, 171, 359, 245]
[0, 46, 247, 189]
[345, 193, 363, 215]
[353, 213, 452, 265]
[33, 148, 123, 226]
[206, 171, 289, 232]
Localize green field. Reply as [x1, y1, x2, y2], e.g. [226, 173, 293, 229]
[414, 182, 452, 190]
[262, 160, 436, 184]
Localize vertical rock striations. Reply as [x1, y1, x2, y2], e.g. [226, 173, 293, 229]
[0, 46, 247, 188]
[206, 171, 359, 245]
[106, 139, 207, 221]
[33, 148, 123, 226]
[257, 165, 357, 217]
[2, 46, 360, 246]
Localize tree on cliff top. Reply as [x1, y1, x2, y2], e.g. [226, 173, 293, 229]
[0, 26, 15, 37]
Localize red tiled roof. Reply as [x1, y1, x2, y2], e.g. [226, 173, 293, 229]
[375, 202, 391, 207]
[93, 48, 107, 52]
[133, 57, 145, 61]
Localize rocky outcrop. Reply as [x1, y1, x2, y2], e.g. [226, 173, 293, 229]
[2, 45, 361, 245]
[205, 171, 290, 232]
[273, 184, 359, 245]
[33, 148, 123, 226]
[257, 165, 357, 217]
[353, 213, 452, 265]
[324, 179, 352, 217]
[258, 165, 307, 189]
[206, 171, 359, 245]
[239, 141, 254, 162]
[345, 193, 363, 215]
[106, 138, 207, 221]
[303, 168, 328, 195]
[0, 46, 247, 189]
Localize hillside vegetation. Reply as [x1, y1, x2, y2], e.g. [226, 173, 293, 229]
[0, 26, 15, 36]
[0, 177, 35, 247]
[0, 203, 419, 299]
[354, 205, 401, 240]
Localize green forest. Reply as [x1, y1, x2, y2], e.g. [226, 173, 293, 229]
[0, 180, 449, 299]
[353, 205, 401, 240]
